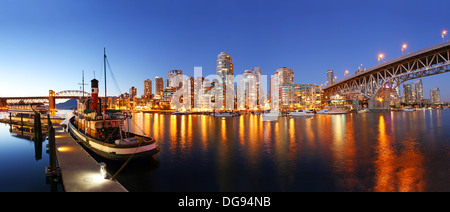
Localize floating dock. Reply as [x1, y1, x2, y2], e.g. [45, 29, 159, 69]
[53, 125, 128, 192]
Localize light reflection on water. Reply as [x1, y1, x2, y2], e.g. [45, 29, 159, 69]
[115, 110, 450, 192]
[2, 110, 446, 192]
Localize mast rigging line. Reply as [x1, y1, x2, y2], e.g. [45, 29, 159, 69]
[105, 56, 123, 96]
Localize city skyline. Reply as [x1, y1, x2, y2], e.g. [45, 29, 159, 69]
[0, 0, 449, 101]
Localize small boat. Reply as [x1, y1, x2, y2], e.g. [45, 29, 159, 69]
[262, 110, 280, 121]
[402, 107, 415, 112]
[317, 109, 329, 114]
[172, 111, 188, 115]
[321, 108, 350, 115]
[214, 112, 235, 117]
[358, 108, 369, 113]
[289, 109, 315, 117]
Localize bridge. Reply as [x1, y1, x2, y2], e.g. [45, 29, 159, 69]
[0, 90, 90, 112]
[323, 41, 450, 109]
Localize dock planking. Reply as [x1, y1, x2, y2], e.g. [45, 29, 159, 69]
[53, 125, 128, 192]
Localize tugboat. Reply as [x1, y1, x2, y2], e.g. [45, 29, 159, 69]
[68, 49, 159, 160]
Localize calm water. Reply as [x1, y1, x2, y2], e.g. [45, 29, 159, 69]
[112, 110, 449, 192]
[0, 110, 449, 192]
[0, 113, 65, 192]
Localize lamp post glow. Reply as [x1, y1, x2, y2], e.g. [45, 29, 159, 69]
[378, 53, 384, 64]
[401, 44, 407, 55]
[442, 30, 447, 43]
[99, 162, 108, 179]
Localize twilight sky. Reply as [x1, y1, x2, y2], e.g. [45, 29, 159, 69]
[0, 0, 449, 101]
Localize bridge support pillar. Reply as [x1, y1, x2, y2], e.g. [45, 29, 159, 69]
[49, 90, 57, 113]
[368, 99, 390, 112]
[0, 98, 7, 109]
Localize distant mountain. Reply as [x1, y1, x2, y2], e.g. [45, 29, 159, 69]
[56, 99, 77, 110]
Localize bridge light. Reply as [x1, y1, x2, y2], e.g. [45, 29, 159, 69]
[443, 30, 447, 42]
[401, 44, 407, 55]
[378, 53, 385, 63]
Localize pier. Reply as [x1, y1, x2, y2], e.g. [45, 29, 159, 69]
[52, 124, 128, 192]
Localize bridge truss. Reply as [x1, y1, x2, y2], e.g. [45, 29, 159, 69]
[1, 90, 91, 105]
[324, 42, 450, 101]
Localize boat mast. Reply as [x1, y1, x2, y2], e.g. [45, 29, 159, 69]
[103, 48, 107, 117]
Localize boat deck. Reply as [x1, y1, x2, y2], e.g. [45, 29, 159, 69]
[53, 124, 128, 192]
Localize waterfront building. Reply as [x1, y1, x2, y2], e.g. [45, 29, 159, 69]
[130, 86, 137, 101]
[162, 87, 178, 109]
[118, 92, 130, 109]
[403, 83, 413, 104]
[166, 70, 183, 88]
[200, 79, 214, 111]
[279, 84, 295, 110]
[403, 79, 424, 104]
[430, 87, 441, 104]
[144, 79, 152, 100]
[216, 52, 234, 110]
[155, 77, 164, 99]
[327, 69, 335, 85]
[275, 67, 294, 85]
[181, 77, 195, 111]
[193, 77, 204, 111]
[270, 76, 280, 110]
[297, 84, 323, 109]
[273, 67, 294, 110]
[412, 79, 423, 104]
[237, 68, 261, 111]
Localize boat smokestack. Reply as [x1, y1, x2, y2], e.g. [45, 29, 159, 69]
[90, 79, 99, 112]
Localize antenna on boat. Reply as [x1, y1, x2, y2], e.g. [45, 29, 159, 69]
[78, 70, 88, 99]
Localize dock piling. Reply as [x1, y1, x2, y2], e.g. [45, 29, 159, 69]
[33, 112, 42, 142]
[48, 126, 57, 172]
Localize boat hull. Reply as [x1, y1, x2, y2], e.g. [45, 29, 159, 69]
[290, 112, 314, 116]
[68, 117, 159, 161]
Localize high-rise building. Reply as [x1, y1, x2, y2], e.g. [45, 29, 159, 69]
[403, 79, 424, 104]
[273, 67, 294, 110]
[280, 84, 295, 109]
[412, 79, 423, 104]
[193, 77, 204, 110]
[430, 87, 441, 104]
[130, 86, 137, 101]
[155, 77, 164, 98]
[403, 83, 412, 104]
[144, 79, 152, 100]
[166, 70, 183, 88]
[216, 52, 234, 110]
[297, 84, 323, 108]
[237, 69, 259, 110]
[327, 69, 335, 85]
[275, 67, 294, 85]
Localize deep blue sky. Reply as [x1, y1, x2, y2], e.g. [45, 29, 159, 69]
[0, 0, 449, 101]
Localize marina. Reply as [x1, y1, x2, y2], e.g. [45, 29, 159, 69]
[0, 1, 449, 195]
[0, 109, 449, 192]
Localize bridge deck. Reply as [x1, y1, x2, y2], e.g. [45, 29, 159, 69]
[324, 41, 450, 90]
[53, 125, 127, 192]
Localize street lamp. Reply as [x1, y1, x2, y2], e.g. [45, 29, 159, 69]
[344, 69, 349, 77]
[378, 53, 385, 64]
[442, 30, 447, 43]
[401, 43, 407, 55]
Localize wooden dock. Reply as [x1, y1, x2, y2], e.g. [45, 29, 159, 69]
[53, 125, 128, 192]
